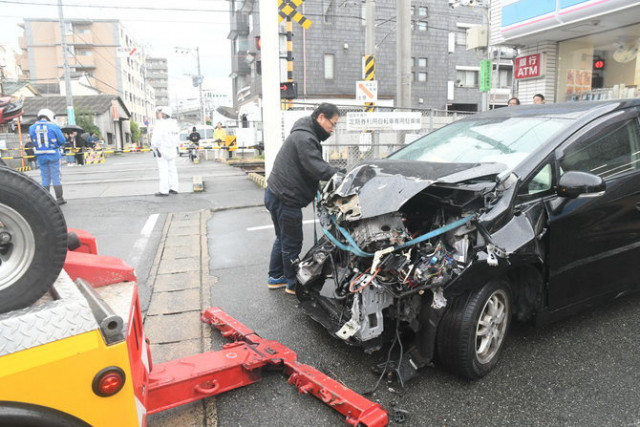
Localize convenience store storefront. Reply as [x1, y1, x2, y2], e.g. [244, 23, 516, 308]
[492, 0, 640, 103]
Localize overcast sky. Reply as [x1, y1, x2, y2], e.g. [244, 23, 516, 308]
[0, 0, 233, 105]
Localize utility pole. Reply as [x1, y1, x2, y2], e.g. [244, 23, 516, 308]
[396, 0, 411, 143]
[364, 0, 377, 159]
[58, 0, 75, 125]
[175, 46, 205, 125]
[259, 0, 282, 177]
[196, 46, 205, 125]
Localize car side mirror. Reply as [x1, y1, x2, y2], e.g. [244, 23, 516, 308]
[557, 170, 606, 199]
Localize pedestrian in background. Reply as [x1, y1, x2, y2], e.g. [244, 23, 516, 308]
[508, 97, 520, 106]
[264, 103, 341, 295]
[151, 106, 179, 197]
[213, 122, 226, 159]
[74, 132, 86, 166]
[188, 126, 201, 163]
[533, 94, 546, 104]
[188, 126, 201, 146]
[23, 140, 37, 170]
[28, 108, 67, 205]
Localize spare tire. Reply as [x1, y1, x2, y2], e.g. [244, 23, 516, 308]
[0, 167, 67, 313]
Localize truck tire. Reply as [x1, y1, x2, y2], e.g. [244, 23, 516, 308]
[0, 167, 67, 314]
[0, 401, 90, 427]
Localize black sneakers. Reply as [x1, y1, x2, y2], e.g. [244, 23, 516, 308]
[169, 189, 178, 194]
[155, 192, 169, 197]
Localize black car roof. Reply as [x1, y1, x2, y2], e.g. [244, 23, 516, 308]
[469, 99, 640, 120]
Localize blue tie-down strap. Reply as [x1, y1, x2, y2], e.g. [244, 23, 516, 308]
[320, 214, 476, 257]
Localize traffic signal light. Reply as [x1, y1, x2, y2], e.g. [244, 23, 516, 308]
[280, 81, 298, 99]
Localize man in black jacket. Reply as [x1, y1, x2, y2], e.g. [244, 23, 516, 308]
[265, 103, 340, 294]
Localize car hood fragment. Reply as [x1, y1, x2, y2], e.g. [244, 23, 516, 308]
[326, 159, 507, 220]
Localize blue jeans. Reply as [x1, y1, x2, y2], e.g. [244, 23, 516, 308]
[264, 187, 303, 288]
[37, 154, 62, 186]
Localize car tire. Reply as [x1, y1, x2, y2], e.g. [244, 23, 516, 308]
[436, 279, 512, 379]
[0, 168, 68, 314]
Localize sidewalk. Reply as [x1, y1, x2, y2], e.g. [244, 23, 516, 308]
[143, 160, 266, 426]
[144, 210, 217, 426]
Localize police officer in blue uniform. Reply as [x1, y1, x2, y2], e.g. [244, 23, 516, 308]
[29, 109, 67, 205]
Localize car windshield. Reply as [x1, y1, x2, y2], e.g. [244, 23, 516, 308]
[390, 116, 575, 171]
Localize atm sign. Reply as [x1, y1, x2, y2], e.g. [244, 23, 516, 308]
[514, 53, 543, 80]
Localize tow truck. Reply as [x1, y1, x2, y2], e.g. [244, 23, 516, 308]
[0, 166, 388, 426]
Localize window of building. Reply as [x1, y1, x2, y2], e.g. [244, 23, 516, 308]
[456, 28, 467, 46]
[418, 6, 428, 17]
[324, 54, 334, 80]
[416, 57, 428, 68]
[495, 67, 512, 88]
[416, 21, 427, 31]
[411, 6, 415, 14]
[415, 72, 427, 82]
[78, 50, 92, 56]
[64, 22, 73, 35]
[456, 69, 478, 87]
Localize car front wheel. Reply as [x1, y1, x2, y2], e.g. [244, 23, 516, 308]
[436, 279, 511, 379]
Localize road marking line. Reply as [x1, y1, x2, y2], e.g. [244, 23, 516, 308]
[247, 219, 318, 231]
[129, 214, 159, 267]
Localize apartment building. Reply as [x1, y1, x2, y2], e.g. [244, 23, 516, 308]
[18, 19, 154, 123]
[145, 57, 169, 107]
[227, 0, 507, 118]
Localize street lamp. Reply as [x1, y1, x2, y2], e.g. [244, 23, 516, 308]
[174, 46, 205, 125]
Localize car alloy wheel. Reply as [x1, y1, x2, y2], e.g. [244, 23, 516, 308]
[475, 288, 509, 364]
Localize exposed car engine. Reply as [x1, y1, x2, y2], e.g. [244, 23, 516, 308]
[296, 161, 508, 358]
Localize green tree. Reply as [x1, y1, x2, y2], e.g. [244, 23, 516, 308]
[130, 120, 141, 144]
[75, 108, 102, 138]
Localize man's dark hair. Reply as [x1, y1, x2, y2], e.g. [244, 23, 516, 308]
[533, 93, 545, 101]
[311, 103, 340, 120]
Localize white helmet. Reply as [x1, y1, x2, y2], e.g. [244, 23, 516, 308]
[156, 106, 173, 118]
[37, 108, 55, 121]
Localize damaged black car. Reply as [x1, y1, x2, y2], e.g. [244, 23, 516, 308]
[296, 99, 640, 381]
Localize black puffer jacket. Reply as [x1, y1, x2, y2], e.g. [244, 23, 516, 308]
[267, 116, 338, 207]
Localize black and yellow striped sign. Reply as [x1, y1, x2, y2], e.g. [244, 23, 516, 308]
[277, 0, 313, 29]
[364, 55, 376, 112]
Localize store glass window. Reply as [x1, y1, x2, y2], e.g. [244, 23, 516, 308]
[557, 23, 640, 101]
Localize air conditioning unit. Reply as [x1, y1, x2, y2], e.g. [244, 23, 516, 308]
[467, 25, 488, 50]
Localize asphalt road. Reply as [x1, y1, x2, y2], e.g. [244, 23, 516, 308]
[45, 153, 640, 427]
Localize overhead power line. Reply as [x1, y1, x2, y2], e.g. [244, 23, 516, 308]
[0, 0, 230, 12]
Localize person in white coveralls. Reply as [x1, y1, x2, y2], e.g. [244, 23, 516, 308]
[151, 106, 180, 196]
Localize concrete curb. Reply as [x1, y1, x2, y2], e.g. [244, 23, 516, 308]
[247, 172, 266, 189]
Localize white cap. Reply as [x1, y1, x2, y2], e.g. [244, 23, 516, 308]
[37, 108, 55, 121]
